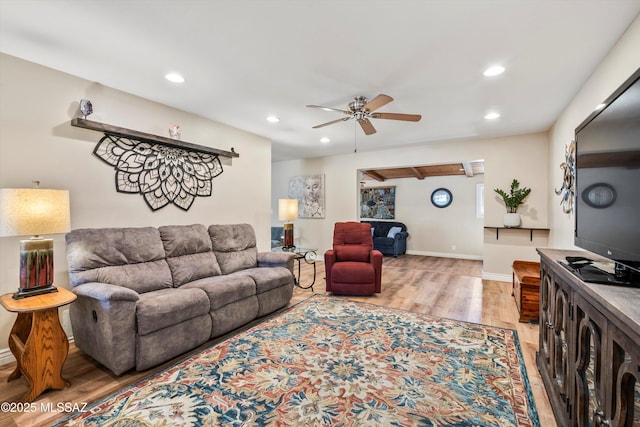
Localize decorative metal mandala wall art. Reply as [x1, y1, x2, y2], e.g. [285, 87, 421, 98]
[555, 140, 575, 214]
[94, 135, 223, 211]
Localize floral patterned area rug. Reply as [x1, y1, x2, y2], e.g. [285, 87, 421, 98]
[55, 295, 539, 426]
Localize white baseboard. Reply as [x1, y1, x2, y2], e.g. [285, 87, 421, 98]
[405, 250, 483, 261]
[0, 336, 74, 366]
[0, 347, 15, 366]
[482, 272, 512, 282]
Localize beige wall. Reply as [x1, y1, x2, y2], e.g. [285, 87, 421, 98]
[548, 15, 640, 249]
[359, 173, 485, 259]
[0, 54, 272, 360]
[271, 16, 640, 283]
[272, 132, 550, 279]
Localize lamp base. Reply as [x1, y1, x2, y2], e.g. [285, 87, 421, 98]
[283, 223, 295, 250]
[20, 237, 55, 289]
[13, 284, 58, 300]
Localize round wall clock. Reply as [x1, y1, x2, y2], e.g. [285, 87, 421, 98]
[431, 188, 453, 208]
[582, 183, 616, 208]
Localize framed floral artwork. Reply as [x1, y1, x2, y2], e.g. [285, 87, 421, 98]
[360, 186, 396, 219]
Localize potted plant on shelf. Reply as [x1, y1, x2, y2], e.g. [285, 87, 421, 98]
[494, 179, 531, 227]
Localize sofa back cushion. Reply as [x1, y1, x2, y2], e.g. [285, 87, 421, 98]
[208, 224, 258, 274]
[332, 222, 374, 263]
[66, 227, 172, 293]
[362, 221, 407, 238]
[159, 224, 222, 286]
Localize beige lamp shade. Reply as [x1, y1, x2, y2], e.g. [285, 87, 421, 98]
[0, 188, 71, 237]
[278, 198, 298, 222]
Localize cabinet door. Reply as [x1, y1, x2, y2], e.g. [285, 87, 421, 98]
[551, 278, 571, 406]
[539, 263, 573, 425]
[539, 265, 553, 365]
[573, 294, 606, 427]
[607, 323, 640, 427]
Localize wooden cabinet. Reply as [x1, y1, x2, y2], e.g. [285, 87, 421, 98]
[537, 249, 640, 427]
[512, 261, 541, 323]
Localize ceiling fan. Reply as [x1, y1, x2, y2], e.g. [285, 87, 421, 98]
[306, 94, 421, 135]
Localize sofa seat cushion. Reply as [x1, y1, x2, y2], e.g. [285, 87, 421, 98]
[182, 274, 256, 311]
[332, 262, 375, 284]
[235, 267, 293, 294]
[373, 236, 395, 247]
[136, 288, 210, 335]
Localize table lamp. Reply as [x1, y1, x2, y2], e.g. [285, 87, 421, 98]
[0, 182, 71, 299]
[278, 198, 298, 250]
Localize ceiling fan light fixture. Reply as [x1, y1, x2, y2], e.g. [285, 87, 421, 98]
[266, 115, 280, 123]
[320, 137, 330, 143]
[483, 65, 505, 77]
[484, 111, 501, 120]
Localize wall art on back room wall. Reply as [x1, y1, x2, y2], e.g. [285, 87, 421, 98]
[94, 135, 223, 211]
[289, 174, 325, 218]
[360, 186, 396, 219]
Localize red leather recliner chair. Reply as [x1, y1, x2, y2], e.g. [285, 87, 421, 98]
[324, 222, 383, 295]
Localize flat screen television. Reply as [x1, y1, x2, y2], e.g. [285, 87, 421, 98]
[570, 67, 640, 286]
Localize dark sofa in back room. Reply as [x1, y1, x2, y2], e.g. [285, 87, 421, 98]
[361, 221, 408, 257]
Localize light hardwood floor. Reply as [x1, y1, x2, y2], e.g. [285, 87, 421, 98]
[0, 255, 556, 426]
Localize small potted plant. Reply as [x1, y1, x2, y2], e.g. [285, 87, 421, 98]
[494, 179, 531, 227]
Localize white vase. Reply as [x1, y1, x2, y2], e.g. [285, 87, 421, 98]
[504, 213, 521, 228]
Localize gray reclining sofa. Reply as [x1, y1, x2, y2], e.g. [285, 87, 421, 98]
[65, 223, 295, 375]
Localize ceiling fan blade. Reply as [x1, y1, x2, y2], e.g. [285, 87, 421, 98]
[358, 118, 377, 135]
[372, 112, 422, 122]
[306, 105, 351, 115]
[363, 94, 393, 112]
[312, 116, 352, 129]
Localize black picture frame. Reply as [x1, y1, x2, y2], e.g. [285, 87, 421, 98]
[431, 188, 453, 208]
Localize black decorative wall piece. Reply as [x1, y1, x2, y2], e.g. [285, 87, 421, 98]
[94, 135, 223, 211]
[71, 118, 238, 212]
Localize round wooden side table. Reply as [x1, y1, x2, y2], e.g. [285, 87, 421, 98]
[0, 287, 77, 402]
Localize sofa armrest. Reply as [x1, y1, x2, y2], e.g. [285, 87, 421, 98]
[72, 282, 140, 302]
[69, 282, 139, 375]
[371, 250, 383, 292]
[257, 251, 295, 273]
[395, 231, 409, 241]
[324, 249, 337, 292]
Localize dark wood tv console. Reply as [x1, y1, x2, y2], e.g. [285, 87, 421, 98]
[536, 248, 640, 426]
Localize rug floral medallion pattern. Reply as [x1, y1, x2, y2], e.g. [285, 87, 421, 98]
[56, 295, 539, 426]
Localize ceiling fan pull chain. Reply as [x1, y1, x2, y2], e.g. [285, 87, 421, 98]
[354, 120, 358, 153]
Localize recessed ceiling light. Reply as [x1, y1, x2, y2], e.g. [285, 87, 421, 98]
[320, 137, 330, 143]
[484, 112, 500, 120]
[266, 115, 280, 123]
[483, 65, 505, 77]
[594, 103, 606, 111]
[165, 72, 185, 83]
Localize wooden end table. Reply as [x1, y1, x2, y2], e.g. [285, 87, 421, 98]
[0, 287, 77, 402]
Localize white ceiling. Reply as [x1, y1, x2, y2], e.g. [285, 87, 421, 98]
[1, 1, 638, 162]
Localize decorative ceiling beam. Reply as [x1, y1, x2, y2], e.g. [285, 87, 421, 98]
[461, 162, 474, 177]
[364, 170, 386, 182]
[409, 167, 425, 180]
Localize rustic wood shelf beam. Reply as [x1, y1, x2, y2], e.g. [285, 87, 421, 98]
[71, 118, 239, 158]
[484, 226, 550, 241]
